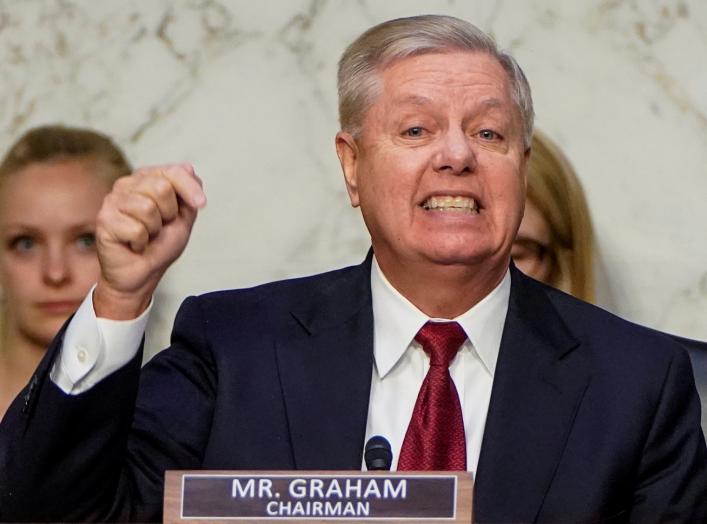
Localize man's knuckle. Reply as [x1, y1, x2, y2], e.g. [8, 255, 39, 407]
[136, 196, 156, 216]
[126, 220, 144, 239]
[152, 177, 174, 199]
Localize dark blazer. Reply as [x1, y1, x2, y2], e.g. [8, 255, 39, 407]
[1, 255, 706, 522]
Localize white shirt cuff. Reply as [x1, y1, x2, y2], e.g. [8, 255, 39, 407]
[50, 285, 153, 394]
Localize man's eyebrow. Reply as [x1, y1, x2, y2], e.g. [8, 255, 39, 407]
[472, 98, 514, 119]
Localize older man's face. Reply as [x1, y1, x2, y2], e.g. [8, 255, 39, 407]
[337, 51, 528, 276]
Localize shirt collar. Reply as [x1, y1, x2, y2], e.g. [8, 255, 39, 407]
[370, 256, 511, 379]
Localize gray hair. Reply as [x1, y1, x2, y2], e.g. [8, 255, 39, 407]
[337, 15, 534, 148]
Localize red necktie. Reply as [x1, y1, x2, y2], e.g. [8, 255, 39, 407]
[397, 321, 467, 471]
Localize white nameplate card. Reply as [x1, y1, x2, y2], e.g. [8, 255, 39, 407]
[164, 471, 473, 523]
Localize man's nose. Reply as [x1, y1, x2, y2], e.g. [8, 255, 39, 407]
[42, 246, 70, 286]
[432, 129, 478, 176]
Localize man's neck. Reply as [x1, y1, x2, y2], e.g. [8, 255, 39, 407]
[374, 254, 510, 319]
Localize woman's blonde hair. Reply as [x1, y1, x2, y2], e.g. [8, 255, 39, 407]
[527, 130, 595, 302]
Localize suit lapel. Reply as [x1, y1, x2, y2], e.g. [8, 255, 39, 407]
[275, 254, 374, 470]
[474, 268, 591, 523]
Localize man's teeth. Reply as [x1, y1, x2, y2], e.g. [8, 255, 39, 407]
[422, 196, 478, 213]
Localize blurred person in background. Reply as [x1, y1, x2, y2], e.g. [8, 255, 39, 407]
[511, 130, 595, 302]
[0, 125, 130, 418]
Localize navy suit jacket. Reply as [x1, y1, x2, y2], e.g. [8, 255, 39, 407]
[1, 255, 706, 522]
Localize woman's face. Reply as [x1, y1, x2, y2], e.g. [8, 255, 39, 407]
[0, 159, 111, 347]
[511, 198, 554, 284]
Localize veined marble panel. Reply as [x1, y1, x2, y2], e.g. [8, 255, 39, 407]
[0, 0, 705, 356]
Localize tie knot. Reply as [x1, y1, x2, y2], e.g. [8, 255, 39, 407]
[414, 321, 467, 367]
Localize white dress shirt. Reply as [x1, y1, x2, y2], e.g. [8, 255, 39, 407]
[50, 286, 151, 394]
[364, 258, 510, 474]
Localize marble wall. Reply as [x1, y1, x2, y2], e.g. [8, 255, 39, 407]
[0, 0, 705, 356]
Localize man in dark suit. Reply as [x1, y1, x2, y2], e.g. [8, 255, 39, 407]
[1, 14, 706, 523]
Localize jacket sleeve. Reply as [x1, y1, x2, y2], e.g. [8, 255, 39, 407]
[0, 295, 216, 522]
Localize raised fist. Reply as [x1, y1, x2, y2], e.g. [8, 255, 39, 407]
[93, 163, 206, 319]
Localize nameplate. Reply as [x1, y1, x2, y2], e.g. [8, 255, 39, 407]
[164, 471, 473, 523]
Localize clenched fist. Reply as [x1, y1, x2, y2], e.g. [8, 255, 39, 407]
[93, 163, 206, 320]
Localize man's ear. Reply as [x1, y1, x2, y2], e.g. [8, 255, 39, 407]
[522, 145, 531, 191]
[335, 131, 360, 208]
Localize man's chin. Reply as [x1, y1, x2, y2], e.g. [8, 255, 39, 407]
[374, 240, 510, 273]
[421, 246, 507, 268]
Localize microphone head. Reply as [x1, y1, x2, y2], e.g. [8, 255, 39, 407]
[364, 435, 393, 471]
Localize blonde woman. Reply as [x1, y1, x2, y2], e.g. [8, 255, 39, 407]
[512, 130, 595, 302]
[0, 125, 130, 418]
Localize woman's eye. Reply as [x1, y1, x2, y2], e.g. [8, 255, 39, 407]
[405, 127, 424, 138]
[11, 236, 35, 252]
[76, 233, 96, 249]
[479, 129, 499, 140]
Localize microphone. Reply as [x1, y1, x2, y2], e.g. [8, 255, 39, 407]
[364, 435, 393, 471]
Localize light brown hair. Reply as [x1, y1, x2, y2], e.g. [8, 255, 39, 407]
[0, 124, 131, 184]
[527, 130, 595, 302]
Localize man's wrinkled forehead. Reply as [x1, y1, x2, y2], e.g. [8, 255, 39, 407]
[366, 51, 521, 123]
[386, 93, 508, 110]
